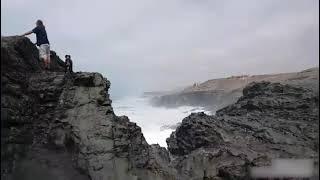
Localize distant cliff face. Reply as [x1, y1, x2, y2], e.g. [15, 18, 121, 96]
[151, 67, 319, 113]
[1, 36, 318, 180]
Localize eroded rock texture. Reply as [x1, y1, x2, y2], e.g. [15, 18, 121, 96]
[1, 36, 176, 180]
[1, 36, 319, 180]
[167, 81, 319, 179]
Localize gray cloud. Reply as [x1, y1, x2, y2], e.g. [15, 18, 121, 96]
[1, 0, 318, 97]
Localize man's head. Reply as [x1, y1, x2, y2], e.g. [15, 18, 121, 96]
[65, 55, 71, 59]
[36, 20, 43, 27]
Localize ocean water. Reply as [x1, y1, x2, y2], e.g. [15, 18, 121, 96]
[112, 96, 211, 148]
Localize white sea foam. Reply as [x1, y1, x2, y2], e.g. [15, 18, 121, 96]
[112, 96, 211, 148]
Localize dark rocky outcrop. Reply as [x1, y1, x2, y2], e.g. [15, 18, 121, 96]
[167, 81, 319, 179]
[1, 36, 66, 179]
[1, 36, 177, 180]
[1, 36, 319, 180]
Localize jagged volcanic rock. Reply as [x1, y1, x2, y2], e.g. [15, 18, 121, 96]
[1, 36, 177, 180]
[1, 36, 318, 180]
[167, 81, 319, 179]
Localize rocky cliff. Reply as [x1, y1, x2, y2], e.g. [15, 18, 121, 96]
[150, 67, 319, 113]
[1, 36, 177, 180]
[167, 81, 319, 179]
[1, 36, 319, 180]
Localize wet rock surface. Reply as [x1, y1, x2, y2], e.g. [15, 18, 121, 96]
[1, 36, 319, 180]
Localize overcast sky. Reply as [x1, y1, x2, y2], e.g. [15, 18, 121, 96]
[1, 0, 319, 98]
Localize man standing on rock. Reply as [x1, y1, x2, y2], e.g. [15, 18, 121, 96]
[21, 20, 51, 70]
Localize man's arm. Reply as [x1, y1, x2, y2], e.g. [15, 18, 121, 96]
[21, 30, 33, 36]
[21, 26, 38, 36]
